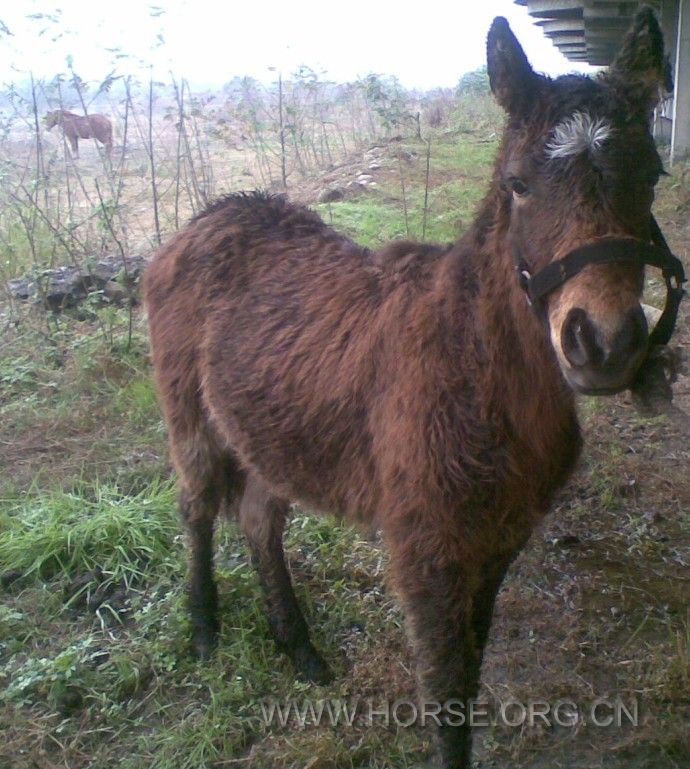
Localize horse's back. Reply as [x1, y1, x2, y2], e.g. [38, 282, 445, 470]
[145, 193, 420, 516]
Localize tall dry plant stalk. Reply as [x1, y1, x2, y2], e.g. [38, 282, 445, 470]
[397, 151, 410, 238]
[422, 138, 431, 241]
[148, 74, 162, 246]
[277, 73, 287, 191]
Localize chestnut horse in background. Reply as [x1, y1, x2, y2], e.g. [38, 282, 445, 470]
[44, 109, 112, 158]
[145, 9, 684, 769]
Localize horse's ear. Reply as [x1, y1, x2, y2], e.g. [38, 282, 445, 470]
[608, 7, 669, 97]
[487, 17, 540, 116]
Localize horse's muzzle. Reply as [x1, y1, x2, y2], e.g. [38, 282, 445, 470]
[560, 305, 648, 394]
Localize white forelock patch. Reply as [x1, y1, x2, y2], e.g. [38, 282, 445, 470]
[545, 111, 612, 160]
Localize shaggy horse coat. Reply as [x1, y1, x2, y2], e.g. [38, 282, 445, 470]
[145, 9, 673, 768]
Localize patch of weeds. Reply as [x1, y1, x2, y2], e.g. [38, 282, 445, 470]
[0, 206, 60, 279]
[0, 354, 41, 399]
[67, 314, 150, 380]
[2, 636, 97, 711]
[416, 177, 486, 241]
[0, 604, 26, 644]
[315, 198, 407, 247]
[0, 480, 180, 587]
[112, 374, 161, 429]
[429, 133, 498, 172]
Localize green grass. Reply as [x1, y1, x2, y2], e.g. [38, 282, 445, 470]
[0, 481, 179, 585]
[0, 205, 62, 279]
[0, 477, 413, 768]
[423, 134, 498, 173]
[315, 130, 496, 248]
[315, 197, 409, 248]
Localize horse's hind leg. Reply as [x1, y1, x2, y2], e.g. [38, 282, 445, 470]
[240, 475, 333, 684]
[176, 438, 246, 659]
[180, 482, 220, 660]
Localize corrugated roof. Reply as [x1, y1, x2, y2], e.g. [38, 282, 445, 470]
[515, 1, 659, 65]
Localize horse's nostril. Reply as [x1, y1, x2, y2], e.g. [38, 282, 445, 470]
[561, 306, 648, 373]
[562, 308, 602, 368]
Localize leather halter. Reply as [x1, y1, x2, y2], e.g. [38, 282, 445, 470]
[514, 216, 686, 347]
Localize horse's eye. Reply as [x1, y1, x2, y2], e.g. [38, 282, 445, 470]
[510, 178, 529, 197]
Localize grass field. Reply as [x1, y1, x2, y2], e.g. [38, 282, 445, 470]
[1, 121, 689, 769]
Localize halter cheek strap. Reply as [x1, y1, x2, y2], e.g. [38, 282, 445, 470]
[514, 216, 686, 347]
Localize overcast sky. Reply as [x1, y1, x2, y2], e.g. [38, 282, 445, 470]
[0, 1, 594, 89]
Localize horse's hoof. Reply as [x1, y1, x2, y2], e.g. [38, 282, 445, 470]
[192, 627, 218, 661]
[293, 644, 334, 685]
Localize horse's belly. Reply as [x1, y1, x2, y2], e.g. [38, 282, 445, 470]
[202, 360, 377, 520]
[200, 285, 381, 518]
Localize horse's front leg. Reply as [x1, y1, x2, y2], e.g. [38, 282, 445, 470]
[387, 524, 506, 769]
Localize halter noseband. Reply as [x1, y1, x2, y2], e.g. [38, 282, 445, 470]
[515, 216, 686, 348]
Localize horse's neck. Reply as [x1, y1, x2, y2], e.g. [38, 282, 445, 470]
[466, 223, 577, 441]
